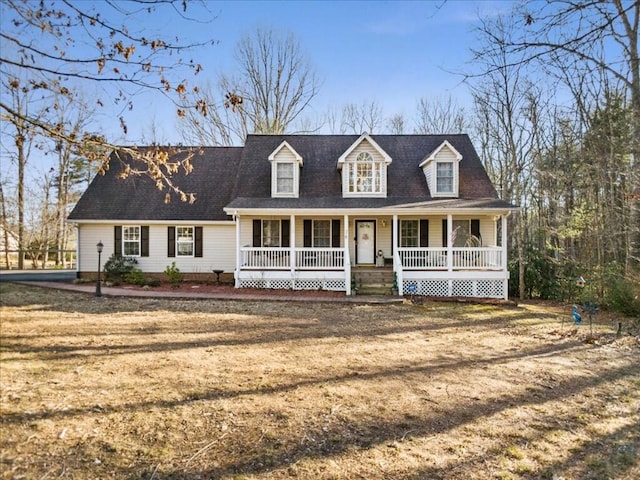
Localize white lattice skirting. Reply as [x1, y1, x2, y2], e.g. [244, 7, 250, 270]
[238, 278, 346, 291]
[403, 278, 506, 299]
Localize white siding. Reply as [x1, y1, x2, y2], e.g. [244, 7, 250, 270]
[422, 144, 460, 197]
[77, 223, 236, 274]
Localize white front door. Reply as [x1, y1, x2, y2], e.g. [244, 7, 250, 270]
[356, 221, 375, 264]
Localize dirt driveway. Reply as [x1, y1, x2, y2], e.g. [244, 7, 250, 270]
[1, 283, 638, 479]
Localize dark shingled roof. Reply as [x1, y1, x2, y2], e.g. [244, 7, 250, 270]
[68, 135, 514, 222]
[68, 147, 243, 221]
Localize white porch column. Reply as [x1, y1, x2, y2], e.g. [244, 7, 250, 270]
[344, 214, 351, 295]
[447, 213, 453, 296]
[446, 213, 453, 271]
[502, 213, 509, 300]
[290, 214, 296, 284]
[393, 214, 402, 296]
[392, 215, 398, 253]
[234, 213, 241, 287]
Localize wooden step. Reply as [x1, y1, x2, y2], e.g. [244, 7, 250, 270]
[353, 268, 396, 295]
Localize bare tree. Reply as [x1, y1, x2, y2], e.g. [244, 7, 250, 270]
[180, 27, 321, 145]
[1, 73, 39, 269]
[483, 0, 640, 268]
[339, 101, 385, 134]
[387, 113, 408, 134]
[414, 95, 468, 134]
[0, 0, 215, 201]
[470, 14, 539, 299]
[178, 82, 247, 146]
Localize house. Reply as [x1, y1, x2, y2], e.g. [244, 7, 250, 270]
[68, 134, 518, 298]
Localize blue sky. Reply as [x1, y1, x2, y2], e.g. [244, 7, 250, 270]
[2, 0, 512, 184]
[120, 0, 509, 143]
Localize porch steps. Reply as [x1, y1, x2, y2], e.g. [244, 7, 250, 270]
[353, 268, 395, 295]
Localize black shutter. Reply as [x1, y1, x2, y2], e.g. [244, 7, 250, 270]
[253, 220, 262, 247]
[114, 226, 122, 256]
[419, 219, 429, 247]
[195, 226, 203, 257]
[303, 220, 312, 247]
[141, 226, 149, 257]
[471, 219, 481, 242]
[281, 220, 290, 247]
[442, 219, 448, 247]
[168, 226, 176, 257]
[331, 219, 341, 247]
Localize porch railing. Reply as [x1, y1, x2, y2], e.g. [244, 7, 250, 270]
[398, 247, 503, 270]
[240, 246, 502, 271]
[240, 247, 344, 270]
[295, 248, 344, 270]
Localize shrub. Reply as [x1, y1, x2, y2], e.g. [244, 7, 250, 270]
[124, 267, 146, 286]
[164, 262, 183, 288]
[144, 278, 162, 287]
[606, 277, 640, 317]
[103, 254, 138, 283]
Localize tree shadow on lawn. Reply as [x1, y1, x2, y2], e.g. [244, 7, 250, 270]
[0, 302, 573, 362]
[47, 360, 635, 479]
[403, 409, 640, 480]
[0, 339, 592, 426]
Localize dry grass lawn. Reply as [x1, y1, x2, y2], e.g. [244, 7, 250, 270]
[1, 282, 638, 479]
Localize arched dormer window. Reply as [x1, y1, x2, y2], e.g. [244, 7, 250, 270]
[349, 152, 382, 193]
[338, 134, 391, 198]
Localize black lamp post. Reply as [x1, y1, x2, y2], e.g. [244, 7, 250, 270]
[96, 240, 103, 297]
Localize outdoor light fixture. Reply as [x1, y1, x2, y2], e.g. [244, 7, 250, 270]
[96, 240, 104, 297]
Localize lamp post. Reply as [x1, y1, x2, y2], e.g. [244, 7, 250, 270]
[96, 241, 103, 297]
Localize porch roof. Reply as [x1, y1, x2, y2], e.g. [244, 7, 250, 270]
[224, 196, 517, 213]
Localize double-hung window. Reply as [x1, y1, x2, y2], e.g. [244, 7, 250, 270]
[313, 220, 331, 247]
[400, 220, 419, 247]
[399, 219, 429, 248]
[276, 163, 294, 194]
[262, 220, 281, 247]
[253, 219, 290, 248]
[176, 227, 194, 256]
[436, 162, 454, 194]
[123, 226, 141, 256]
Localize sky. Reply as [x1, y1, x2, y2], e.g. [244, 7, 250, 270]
[1, 0, 512, 185]
[109, 0, 510, 144]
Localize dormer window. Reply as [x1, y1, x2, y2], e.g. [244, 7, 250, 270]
[269, 141, 302, 198]
[349, 152, 381, 193]
[436, 162, 454, 193]
[276, 162, 294, 194]
[419, 140, 462, 198]
[338, 134, 392, 198]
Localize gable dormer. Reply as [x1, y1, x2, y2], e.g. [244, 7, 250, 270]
[419, 140, 462, 198]
[269, 141, 303, 198]
[337, 134, 392, 198]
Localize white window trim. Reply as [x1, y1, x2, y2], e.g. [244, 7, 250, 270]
[419, 140, 462, 198]
[273, 161, 297, 197]
[342, 155, 387, 198]
[261, 219, 283, 247]
[312, 219, 331, 247]
[435, 161, 456, 196]
[400, 219, 419, 248]
[122, 225, 141, 257]
[175, 226, 195, 257]
[269, 141, 302, 198]
[338, 134, 391, 198]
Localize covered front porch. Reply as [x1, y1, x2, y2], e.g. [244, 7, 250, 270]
[230, 211, 511, 299]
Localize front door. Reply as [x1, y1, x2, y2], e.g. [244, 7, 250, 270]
[356, 220, 375, 264]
